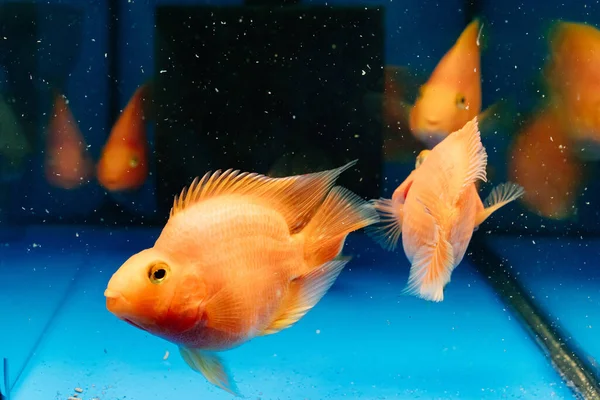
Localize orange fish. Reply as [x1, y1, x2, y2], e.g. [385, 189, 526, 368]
[508, 104, 584, 220]
[104, 161, 379, 395]
[44, 91, 94, 189]
[97, 84, 150, 192]
[368, 118, 523, 301]
[399, 20, 498, 148]
[544, 21, 600, 160]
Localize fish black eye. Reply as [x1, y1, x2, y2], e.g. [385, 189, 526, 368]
[148, 262, 169, 284]
[456, 94, 466, 108]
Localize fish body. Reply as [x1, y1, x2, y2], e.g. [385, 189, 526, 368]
[104, 161, 379, 394]
[44, 91, 93, 189]
[508, 104, 583, 220]
[544, 21, 600, 160]
[408, 19, 496, 147]
[97, 84, 150, 192]
[368, 118, 523, 301]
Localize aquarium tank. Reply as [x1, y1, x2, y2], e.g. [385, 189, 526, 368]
[1, 0, 600, 399]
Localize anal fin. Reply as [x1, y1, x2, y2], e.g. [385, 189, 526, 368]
[259, 258, 350, 336]
[179, 346, 240, 397]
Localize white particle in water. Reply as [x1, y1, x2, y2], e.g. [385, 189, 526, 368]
[316, 329, 321, 334]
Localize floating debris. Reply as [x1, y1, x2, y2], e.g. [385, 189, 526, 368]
[163, 350, 170, 360]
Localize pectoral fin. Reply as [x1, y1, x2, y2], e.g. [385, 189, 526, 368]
[478, 99, 517, 136]
[365, 198, 403, 251]
[475, 182, 525, 227]
[259, 258, 350, 336]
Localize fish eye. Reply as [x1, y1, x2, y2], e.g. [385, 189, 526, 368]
[455, 94, 467, 109]
[129, 156, 139, 168]
[148, 262, 169, 284]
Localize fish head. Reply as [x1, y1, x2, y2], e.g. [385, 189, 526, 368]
[409, 84, 473, 147]
[104, 248, 205, 336]
[97, 142, 148, 192]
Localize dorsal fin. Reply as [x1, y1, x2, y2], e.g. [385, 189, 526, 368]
[170, 160, 358, 232]
[422, 117, 487, 203]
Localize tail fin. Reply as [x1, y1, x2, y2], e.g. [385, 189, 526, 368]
[301, 186, 379, 268]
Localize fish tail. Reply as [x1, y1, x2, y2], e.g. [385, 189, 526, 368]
[300, 186, 379, 269]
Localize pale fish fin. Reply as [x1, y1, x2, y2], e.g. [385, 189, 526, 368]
[300, 186, 379, 268]
[475, 182, 525, 227]
[170, 160, 359, 233]
[179, 347, 240, 397]
[444, 117, 488, 202]
[402, 222, 454, 302]
[479, 98, 517, 136]
[457, 117, 488, 191]
[478, 102, 499, 125]
[365, 198, 403, 251]
[260, 257, 350, 336]
[402, 187, 455, 302]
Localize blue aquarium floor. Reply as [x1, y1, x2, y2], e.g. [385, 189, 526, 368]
[1, 226, 586, 399]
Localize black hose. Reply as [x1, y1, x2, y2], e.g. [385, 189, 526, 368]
[467, 233, 600, 400]
[2, 358, 9, 400]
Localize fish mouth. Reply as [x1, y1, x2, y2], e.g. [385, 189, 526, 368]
[104, 288, 122, 299]
[425, 118, 440, 127]
[104, 288, 129, 314]
[104, 288, 152, 331]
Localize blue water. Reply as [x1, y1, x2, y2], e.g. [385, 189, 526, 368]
[2, 1, 600, 399]
[0, 225, 588, 399]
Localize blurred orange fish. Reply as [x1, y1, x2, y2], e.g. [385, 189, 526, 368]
[404, 20, 497, 147]
[104, 161, 378, 395]
[508, 104, 583, 220]
[97, 83, 150, 192]
[363, 66, 424, 163]
[368, 118, 523, 301]
[44, 91, 94, 189]
[544, 21, 600, 160]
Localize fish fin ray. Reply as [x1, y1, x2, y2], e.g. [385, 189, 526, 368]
[400, 189, 455, 302]
[365, 198, 403, 251]
[260, 258, 350, 336]
[300, 186, 379, 268]
[170, 160, 358, 232]
[475, 182, 525, 227]
[402, 215, 454, 303]
[447, 117, 488, 201]
[204, 288, 246, 333]
[178, 347, 240, 396]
